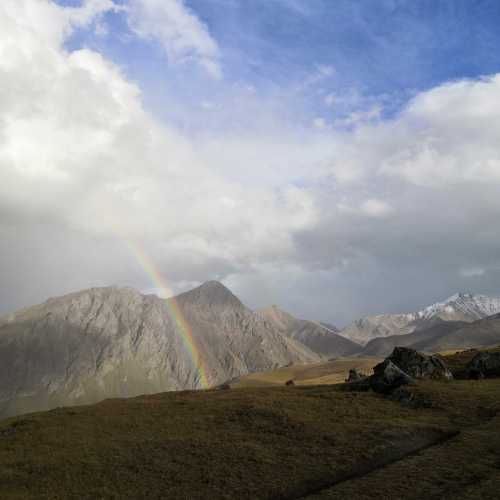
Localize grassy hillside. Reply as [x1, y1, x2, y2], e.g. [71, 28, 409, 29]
[231, 357, 382, 388]
[1, 371, 500, 499]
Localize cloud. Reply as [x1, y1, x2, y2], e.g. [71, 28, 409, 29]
[312, 117, 327, 129]
[2, 0, 500, 327]
[335, 104, 382, 127]
[461, 268, 486, 278]
[380, 75, 500, 186]
[324, 93, 335, 107]
[0, 0, 319, 312]
[337, 199, 393, 218]
[359, 199, 394, 218]
[126, 0, 222, 78]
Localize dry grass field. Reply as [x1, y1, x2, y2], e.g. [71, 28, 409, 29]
[1, 348, 500, 499]
[231, 357, 382, 388]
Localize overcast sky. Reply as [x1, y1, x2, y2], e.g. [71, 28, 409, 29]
[2, 0, 500, 326]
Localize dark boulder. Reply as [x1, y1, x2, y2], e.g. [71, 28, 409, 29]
[387, 347, 453, 380]
[345, 368, 367, 383]
[387, 386, 415, 405]
[370, 360, 416, 394]
[215, 383, 231, 391]
[466, 352, 500, 379]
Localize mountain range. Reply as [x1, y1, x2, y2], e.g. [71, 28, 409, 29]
[0, 281, 320, 418]
[361, 313, 500, 357]
[339, 293, 500, 346]
[1, 283, 500, 419]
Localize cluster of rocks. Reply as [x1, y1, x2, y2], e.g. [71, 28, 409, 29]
[386, 347, 453, 380]
[466, 351, 500, 379]
[344, 347, 453, 396]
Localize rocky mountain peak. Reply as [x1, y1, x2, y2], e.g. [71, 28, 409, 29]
[175, 280, 244, 310]
[418, 292, 500, 321]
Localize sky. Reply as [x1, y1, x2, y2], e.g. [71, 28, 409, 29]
[2, 0, 500, 326]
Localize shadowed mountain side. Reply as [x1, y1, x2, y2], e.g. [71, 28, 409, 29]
[0, 282, 320, 418]
[362, 314, 500, 357]
[257, 305, 360, 358]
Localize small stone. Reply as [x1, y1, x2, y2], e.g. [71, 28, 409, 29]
[345, 368, 367, 383]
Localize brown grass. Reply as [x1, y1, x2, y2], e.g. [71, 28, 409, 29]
[232, 357, 382, 388]
[0, 373, 500, 499]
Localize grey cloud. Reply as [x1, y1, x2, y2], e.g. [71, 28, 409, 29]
[2, 0, 500, 328]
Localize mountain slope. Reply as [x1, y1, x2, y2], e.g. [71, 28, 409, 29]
[340, 293, 500, 346]
[257, 305, 360, 358]
[362, 314, 500, 357]
[0, 282, 320, 418]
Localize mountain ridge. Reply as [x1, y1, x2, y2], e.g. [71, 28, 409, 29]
[339, 292, 500, 346]
[361, 312, 500, 357]
[257, 304, 360, 358]
[0, 282, 321, 418]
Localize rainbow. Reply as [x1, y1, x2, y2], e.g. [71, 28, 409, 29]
[124, 239, 210, 389]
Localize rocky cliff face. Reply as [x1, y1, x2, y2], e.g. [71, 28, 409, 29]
[257, 305, 360, 358]
[0, 282, 320, 418]
[340, 293, 500, 346]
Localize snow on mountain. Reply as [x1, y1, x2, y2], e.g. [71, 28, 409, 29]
[339, 292, 500, 346]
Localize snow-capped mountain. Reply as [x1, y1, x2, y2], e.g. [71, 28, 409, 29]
[415, 293, 500, 321]
[339, 292, 500, 346]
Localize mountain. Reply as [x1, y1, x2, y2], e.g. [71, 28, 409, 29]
[257, 305, 360, 358]
[319, 321, 340, 333]
[0, 281, 320, 418]
[362, 313, 500, 357]
[340, 293, 500, 346]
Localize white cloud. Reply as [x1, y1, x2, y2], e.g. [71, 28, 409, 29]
[0, 0, 318, 309]
[460, 268, 486, 278]
[200, 100, 215, 110]
[2, 0, 500, 324]
[335, 104, 382, 127]
[359, 199, 394, 218]
[337, 199, 393, 218]
[379, 75, 500, 186]
[324, 93, 335, 107]
[313, 117, 327, 129]
[127, 0, 222, 78]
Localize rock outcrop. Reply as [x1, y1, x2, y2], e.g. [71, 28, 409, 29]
[466, 352, 500, 379]
[387, 347, 453, 380]
[343, 347, 452, 396]
[370, 360, 416, 394]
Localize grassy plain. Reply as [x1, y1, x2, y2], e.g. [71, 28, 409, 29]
[1, 349, 500, 499]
